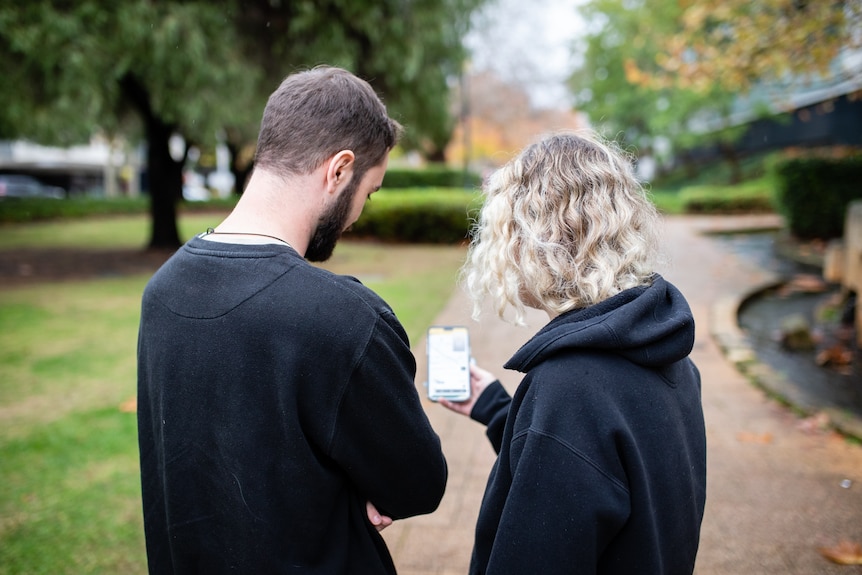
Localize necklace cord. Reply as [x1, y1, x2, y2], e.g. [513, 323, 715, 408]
[204, 228, 292, 247]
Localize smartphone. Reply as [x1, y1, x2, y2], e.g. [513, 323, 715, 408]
[426, 325, 471, 402]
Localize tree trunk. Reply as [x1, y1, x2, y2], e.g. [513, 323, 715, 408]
[145, 117, 183, 249]
[226, 139, 253, 196]
[120, 73, 183, 250]
[425, 147, 447, 164]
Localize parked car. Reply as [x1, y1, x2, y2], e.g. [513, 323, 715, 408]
[0, 174, 65, 199]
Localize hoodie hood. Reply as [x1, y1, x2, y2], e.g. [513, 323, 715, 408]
[505, 275, 695, 373]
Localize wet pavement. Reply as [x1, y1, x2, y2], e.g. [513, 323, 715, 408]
[385, 214, 862, 575]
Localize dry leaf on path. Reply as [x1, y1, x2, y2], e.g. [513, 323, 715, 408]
[816, 343, 854, 367]
[119, 397, 137, 413]
[736, 431, 774, 444]
[819, 540, 862, 565]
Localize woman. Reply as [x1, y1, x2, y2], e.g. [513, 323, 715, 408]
[441, 132, 706, 574]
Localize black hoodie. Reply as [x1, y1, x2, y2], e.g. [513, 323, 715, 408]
[469, 275, 706, 574]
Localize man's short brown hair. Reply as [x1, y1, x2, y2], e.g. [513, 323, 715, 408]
[255, 66, 402, 180]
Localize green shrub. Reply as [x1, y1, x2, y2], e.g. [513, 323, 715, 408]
[382, 166, 481, 189]
[647, 189, 687, 215]
[776, 157, 862, 239]
[679, 178, 776, 214]
[0, 197, 146, 223]
[0, 191, 480, 245]
[0, 196, 238, 224]
[651, 151, 782, 191]
[349, 189, 482, 244]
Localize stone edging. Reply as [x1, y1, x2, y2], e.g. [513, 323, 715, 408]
[710, 282, 862, 441]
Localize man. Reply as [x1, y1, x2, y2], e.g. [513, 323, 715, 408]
[137, 66, 447, 574]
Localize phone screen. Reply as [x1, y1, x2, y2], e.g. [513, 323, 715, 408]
[427, 326, 471, 402]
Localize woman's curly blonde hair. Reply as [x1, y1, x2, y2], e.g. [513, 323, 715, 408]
[463, 131, 661, 325]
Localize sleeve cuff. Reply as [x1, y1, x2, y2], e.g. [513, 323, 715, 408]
[470, 380, 510, 425]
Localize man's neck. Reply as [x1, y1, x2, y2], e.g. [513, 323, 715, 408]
[216, 169, 321, 256]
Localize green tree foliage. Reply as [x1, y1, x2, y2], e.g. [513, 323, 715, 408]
[0, 2, 254, 247]
[568, 0, 745, 178]
[0, 0, 486, 248]
[226, 0, 483, 161]
[646, 0, 862, 93]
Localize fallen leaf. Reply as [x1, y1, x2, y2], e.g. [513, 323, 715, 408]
[815, 343, 853, 367]
[819, 540, 862, 565]
[119, 397, 137, 413]
[736, 431, 774, 444]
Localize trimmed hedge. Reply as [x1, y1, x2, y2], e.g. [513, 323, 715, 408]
[0, 197, 147, 223]
[0, 191, 480, 245]
[679, 179, 776, 214]
[0, 196, 238, 224]
[348, 188, 482, 244]
[382, 166, 481, 189]
[776, 157, 862, 239]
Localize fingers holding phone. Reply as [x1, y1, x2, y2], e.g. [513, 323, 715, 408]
[439, 363, 497, 417]
[469, 363, 497, 390]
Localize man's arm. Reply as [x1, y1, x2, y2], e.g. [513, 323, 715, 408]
[327, 313, 447, 520]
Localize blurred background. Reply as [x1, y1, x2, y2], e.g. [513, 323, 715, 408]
[2, 1, 862, 572]
[2, 0, 859, 248]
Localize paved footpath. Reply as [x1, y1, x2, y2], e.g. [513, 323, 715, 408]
[383, 214, 862, 574]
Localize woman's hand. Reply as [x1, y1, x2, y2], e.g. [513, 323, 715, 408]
[439, 362, 497, 417]
[366, 501, 393, 532]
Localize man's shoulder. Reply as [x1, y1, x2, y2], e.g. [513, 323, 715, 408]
[283, 266, 410, 354]
[300, 267, 393, 315]
[274, 264, 408, 339]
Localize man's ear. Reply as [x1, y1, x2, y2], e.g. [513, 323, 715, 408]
[325, 150, 355, 195]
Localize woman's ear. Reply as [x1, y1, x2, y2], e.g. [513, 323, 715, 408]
[325, 150, 356, 195]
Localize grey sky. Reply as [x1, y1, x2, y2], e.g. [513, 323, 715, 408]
[465, 0, 586, 109]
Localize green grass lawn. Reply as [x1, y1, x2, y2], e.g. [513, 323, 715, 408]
[0, 214, 466, 574]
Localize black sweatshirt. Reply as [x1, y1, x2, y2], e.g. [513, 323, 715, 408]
[469, 276, 706, 574]
[137, 237, 447, 574]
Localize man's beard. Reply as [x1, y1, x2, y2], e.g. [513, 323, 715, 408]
[304, 175, 360, 262]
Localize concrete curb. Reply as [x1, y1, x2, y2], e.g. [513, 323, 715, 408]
[710, 283, 862, 441]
